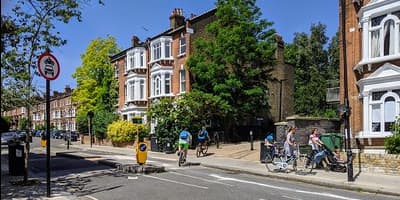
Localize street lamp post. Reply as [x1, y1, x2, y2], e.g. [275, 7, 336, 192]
[279, 79, 287, 122]
[340, 0, 353, 182]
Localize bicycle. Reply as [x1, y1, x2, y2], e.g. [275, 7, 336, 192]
[196, 141, 208, 157]
[177, 147, 186, 167]
[265, 144, 298, 173]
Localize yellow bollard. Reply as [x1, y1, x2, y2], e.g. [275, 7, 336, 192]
[41, 139, 47, 147]
[136, 142, 148, 165]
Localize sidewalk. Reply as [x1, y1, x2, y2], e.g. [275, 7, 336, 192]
[68, 141, 400, 197]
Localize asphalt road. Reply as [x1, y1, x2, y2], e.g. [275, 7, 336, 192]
[2, 138, 398, 200]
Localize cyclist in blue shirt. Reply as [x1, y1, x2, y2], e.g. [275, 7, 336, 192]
[178, 128, 192, 160]
[197, 126, 210, 146]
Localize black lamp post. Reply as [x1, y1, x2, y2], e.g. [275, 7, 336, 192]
[340, 0, 353, 182]
[87, 111, 94, 148]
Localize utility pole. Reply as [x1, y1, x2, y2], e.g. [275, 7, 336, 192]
[279, 79, 287, 122]
[340, 0, 354, 182]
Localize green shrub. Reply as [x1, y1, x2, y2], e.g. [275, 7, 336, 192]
[385, 116, 400, 154]
[107, 120, 137, 144]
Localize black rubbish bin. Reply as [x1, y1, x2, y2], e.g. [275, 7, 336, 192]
[164, 138, 175, 154]
[260, 142, 267, 163]
[8, 142, 25, 176]
[150, 137, 159, 152]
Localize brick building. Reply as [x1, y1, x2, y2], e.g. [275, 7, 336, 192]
[3, 85, 77, 132]
[340, 0, 400, 152]
[111, 8, 294, 136]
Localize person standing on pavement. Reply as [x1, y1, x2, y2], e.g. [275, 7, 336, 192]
[284, 126, 296, 159]
[178, 128, 192, 160]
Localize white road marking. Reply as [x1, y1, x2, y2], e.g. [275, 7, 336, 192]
[169, 171, 234, 187]
[150, 156, 178, 161]
[83, 195, 99, 200]
[210, 174, 360, 200]
[127, 176, 138, 180]
[143, 174, 208, 190]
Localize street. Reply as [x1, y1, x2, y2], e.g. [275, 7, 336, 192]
[1, 138, 398, 200]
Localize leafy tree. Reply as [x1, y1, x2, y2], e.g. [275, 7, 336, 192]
[187, 0, 276, 140]
[148, 91, 227, 147]
[0, 116, 11, 132]
[284, 23, 338, 116]
[72, 36, 120, 139]
[385, 116, 400, 154]
[107, 120, 146, 145]
[18, 117, 29, 130]
[1, 0, 103, 182]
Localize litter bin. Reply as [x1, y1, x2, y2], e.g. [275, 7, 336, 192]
[164, 138, 175, 154]
[260, 142, 267, 163]
[150, 137, 159, 152]
[321, 133, 343, 152]
[8, 142, 25, 176]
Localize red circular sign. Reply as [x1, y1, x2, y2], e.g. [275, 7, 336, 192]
[37, 52, 60, 80]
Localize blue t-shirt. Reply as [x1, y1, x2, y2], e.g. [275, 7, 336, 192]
[179, 130, 190, 140]
[198, 129, 208, 140]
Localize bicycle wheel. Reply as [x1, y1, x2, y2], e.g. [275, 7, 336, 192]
[296, 154, 311, 173]
[178, 151, 185, 167]
[202, 144, 208, 155]
[196, 146, 201, 158]
[265, 154, 282, 172]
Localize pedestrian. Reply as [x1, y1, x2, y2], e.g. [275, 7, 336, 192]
[308, 128, 325, 168]
[284, 126, 296, 159]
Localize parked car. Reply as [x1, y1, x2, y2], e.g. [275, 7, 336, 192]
[1, 132, 17, 145]
[64, 131, 78, 142]
[16, 130, 27, 142]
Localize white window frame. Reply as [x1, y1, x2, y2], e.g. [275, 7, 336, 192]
[179, 36, 186, 56]
[357, 1, 400, 68]
[180, 66, 186, 93]
[149, 64, 173, 98]
[150, 37, 173, 63]
[357, 63, 400, 138]
[127, 48, 146, 71]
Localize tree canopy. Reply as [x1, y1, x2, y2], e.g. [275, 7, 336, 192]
[1, 0, 103, 111]
[284, 23, 339, 117]
[186, 0, 277, 138]
[72, 36, 120, 138]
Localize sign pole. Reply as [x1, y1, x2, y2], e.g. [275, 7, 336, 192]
[38, 51, 60, 197]
[46, 79, 51, 197]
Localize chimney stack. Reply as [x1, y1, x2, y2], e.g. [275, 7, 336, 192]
[275, 34, 284, 62]
[169, 8, 185, 29]
[65, 85, 72, 94]
[131, 36, 140, 47]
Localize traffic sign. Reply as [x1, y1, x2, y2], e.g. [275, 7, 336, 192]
[38, 52, 60, 80]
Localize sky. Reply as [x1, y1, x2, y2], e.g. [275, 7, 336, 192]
[1, 0, 339, 93]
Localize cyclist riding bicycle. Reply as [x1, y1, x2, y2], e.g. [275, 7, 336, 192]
[197, 126, 210, 147]
[178, 128, 192, 161]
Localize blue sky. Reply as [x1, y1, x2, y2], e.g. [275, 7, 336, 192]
[1, 0, 339, 93]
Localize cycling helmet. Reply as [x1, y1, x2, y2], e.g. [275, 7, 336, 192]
[266, 135, 273, 141]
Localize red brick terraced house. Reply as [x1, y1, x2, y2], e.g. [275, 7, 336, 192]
[111, 8, 294, 136]
[340, 0, 400, 153]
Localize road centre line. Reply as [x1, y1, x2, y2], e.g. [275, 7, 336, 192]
[143, 174, 208, 190]
[209, 174, 360, 200]
[169, 171, 234, 187]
